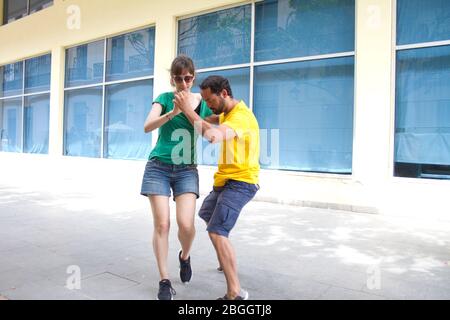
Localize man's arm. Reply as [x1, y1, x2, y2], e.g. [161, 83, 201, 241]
[174, 92, 235, 143]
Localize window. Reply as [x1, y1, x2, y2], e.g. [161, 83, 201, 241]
[3, 0, 53, 24]
[64, 27, 155, 160]
[178, 0, 355, 173]
[0, 54, 51, 154]
[395, 0, 450, 179]
[179, 5, 252, 166]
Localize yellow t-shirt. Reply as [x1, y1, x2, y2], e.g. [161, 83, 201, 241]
[214, 101, 260, 187]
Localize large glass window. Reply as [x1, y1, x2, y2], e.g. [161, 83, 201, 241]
[104, 80, 153, 159]
[106, 28, 155, 82]
[179, 0, 355, 173]
[24, 93, 49, 154]
[65, 40, 105, 88]
[0, 54, 51, 154]
[254, 57, 354, 172]
[255, 0, 355, 61]
[0, 62, 23, 98]
[64, 87, 102, 158]
[178, 5, 251, 69]
[395, 0, 450, 179]
[3, 0, 53, 24]
[64, 27, 155, 160]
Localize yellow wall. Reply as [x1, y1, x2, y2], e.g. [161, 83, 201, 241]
[353, 0, 394, 189]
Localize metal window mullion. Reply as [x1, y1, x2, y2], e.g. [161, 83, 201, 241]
[249, 1, 256, 110]
[23, 90, 51, 97]
[104, 75, 154, 87]
[21, 60, 26, 153]
[100, 38, 107, 159]
[196, 63, 251, 73]
[396, 39, 450, 51]
[253, 51, 355, 67]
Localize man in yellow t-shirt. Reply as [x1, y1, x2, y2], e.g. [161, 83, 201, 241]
[174, 75, 260, 301]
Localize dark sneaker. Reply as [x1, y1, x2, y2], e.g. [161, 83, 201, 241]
[216, 289, 249, 300]
[179, 250, 192, 283]
[157, 279, 176, 300]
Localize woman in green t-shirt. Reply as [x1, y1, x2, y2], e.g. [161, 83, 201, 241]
[140, 55, 214, 300]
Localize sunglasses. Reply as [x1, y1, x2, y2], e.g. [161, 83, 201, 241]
[173, 75, 194, 83]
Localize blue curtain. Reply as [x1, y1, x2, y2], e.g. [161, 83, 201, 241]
[25, 54, 51, 94]
[395, 46, 450, 166]
[24, 93, 49, 154]
[1, 62, 23, 98]
[104, 80, 153, 160]
[255, 0, 355, 61]
[253, 57, 354, 173]
[106, 28, 155, 82]
[178, 5, 251, 69]
[0, 98, 22, 152]
[397, 0, 450, 45]
[65, 40, 104, 87]
[64, 87, 102, 157]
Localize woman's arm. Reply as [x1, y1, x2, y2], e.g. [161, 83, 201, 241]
[144, 103, 180, 133]
[205, 114, 220, 125]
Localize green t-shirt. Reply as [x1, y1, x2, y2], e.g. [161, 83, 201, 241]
[148, 92, 213, 164]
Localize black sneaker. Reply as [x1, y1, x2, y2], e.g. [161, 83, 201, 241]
[157, 279, 176, 300]
[216, 289, 249, 300]
[179, 250, 192, 283]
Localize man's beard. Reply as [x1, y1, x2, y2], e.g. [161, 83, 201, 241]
[213, 98, 225, 115]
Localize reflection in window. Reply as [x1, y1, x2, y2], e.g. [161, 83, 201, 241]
[65, 40, 105, 87]
[0, 98, 22, 152]
[397, 0, 450, 45]
[24, 93, 49, 154]
[0, 62, 23, 97]
[178, 5, 251, 69]
[64, 87, 103, 158]
[394, 46, 450, 179]
[255, 0, 355, 61]
[253, 57, 354, 173]
[25, 54, 51, 94]
[104, 80, 153, 160]
[106, 28, 155, 82]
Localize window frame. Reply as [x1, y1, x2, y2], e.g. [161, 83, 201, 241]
[63, 25, 156, 159]
[176, 0, 356, 175]
[0, 52, 51, 154]
[392, 0, 450, 181]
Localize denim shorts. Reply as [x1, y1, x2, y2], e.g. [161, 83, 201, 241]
[198, 179, 259, 237]
[140, 158, 199, 199]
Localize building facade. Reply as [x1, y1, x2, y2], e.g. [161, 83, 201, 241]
[1, 0, 449, 219]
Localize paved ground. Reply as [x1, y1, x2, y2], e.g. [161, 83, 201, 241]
[0, 155, 449, 300]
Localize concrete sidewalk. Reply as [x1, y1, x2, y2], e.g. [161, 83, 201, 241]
[0, 156, 449, 300]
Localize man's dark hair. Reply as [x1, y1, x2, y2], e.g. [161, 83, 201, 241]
[199, 75, 233, 98]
